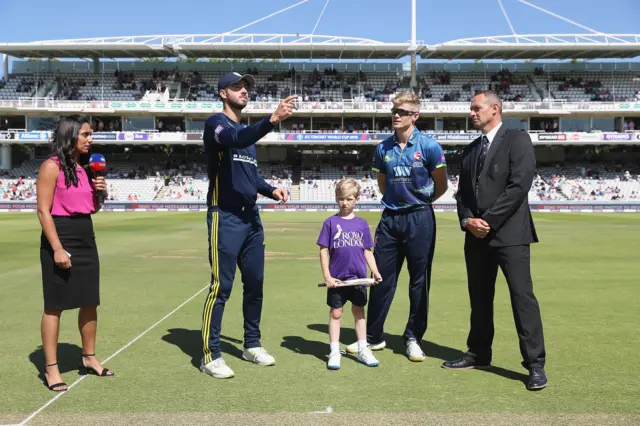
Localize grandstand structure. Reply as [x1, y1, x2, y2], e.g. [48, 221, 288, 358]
[1, 1, 639, 211]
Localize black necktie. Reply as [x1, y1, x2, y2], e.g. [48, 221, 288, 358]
[476, 135, 489, 181]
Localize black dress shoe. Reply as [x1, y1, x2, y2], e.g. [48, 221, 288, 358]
[441, 354, 491, 370]
[526, 368, 548, 390]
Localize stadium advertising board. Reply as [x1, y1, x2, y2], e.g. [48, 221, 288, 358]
[616, 103, 640, 110]
[17, 131, 50, 141]
[603, 133, 633, 141]
[2, 201, 640, 213]
[130, 203, 205, 210]
[3, 130, 640, 145]
[431, 133, 478, 141]
[283, 132, 478, 142]
[118, 132, 150, 141]
[285, 133, 372, 141]
[107, 101, 224, 112]
[3, 100, 640, 114]
[92, 132, 118, 141]
[16, 131, 50, 141]
[537, 133, 567, 141]
[571, 132, 599, 141]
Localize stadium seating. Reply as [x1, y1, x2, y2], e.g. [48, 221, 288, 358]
[0, 76, 40, 100]
[293, 163, 640, 203]
[2, 167, 639, 202]
[0, 178, 36, 201]
[1, 69, 638, 103]
[4, 160, 40, 178]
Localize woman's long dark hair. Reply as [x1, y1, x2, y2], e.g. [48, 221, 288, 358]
[49, 116, 91, 188]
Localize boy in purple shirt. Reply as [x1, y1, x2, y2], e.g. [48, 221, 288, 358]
[317, 179, 382, 370]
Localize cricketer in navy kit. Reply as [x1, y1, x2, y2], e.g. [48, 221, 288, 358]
[199, 72, 296, 379]
[346, 91, 448, 361]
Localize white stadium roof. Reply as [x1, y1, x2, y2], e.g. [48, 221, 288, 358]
[1, 33, 640, 60]
[421, 34, 640, 60]
[0, 34, 409, 60]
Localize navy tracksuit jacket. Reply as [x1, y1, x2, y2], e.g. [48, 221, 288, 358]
[200, 113, 277, 363]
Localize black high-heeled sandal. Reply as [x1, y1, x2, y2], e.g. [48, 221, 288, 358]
[78, 353, 114, 377]
[44, 362, 68, 392]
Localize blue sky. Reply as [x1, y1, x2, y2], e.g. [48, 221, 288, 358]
[1, 0, 639, 77]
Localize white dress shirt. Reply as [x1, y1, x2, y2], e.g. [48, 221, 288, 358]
[483, 122, 503, 150]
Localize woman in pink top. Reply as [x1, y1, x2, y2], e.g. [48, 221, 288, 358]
[36, 116, 114, 392]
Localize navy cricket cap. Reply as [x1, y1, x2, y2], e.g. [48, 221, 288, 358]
[217, 72, 256, 92]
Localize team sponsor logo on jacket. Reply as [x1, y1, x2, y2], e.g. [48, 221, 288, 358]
[232, 153, 257, 166]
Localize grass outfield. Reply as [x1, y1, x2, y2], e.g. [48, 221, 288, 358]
[0, 211, 639, 425]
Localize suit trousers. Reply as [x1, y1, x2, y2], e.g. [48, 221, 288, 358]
[464, 236, 546, 369]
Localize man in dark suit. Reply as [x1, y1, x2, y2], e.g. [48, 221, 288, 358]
[442, 90, 547, 391]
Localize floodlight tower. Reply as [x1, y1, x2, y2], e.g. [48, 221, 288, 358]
[410, 0, 418, 93]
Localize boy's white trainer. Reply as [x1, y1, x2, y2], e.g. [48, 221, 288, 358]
[327, 351, 341, 370]
[406, 339, 425, 362]
[242, 347, 276, 366]
[357, 347, 380, 367]
[200, 357, 235, 379]
[345, 340, 386, 354]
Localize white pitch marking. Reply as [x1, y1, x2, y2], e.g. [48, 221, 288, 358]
[19, 283, 210, 425]
[311, 406, 334, 414]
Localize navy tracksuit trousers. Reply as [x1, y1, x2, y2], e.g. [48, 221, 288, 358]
[201, 205, 265, 363]
[367, 207, 436, 344]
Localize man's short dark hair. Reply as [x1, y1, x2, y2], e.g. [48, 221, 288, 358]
[474, 90, 502, 113]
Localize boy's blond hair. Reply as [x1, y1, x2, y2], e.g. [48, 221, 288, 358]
[335, 178, 360, 199]
[393, 91, 421, 109]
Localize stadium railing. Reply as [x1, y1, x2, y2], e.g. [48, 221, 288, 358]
[1, 98, 639, 113]
[2, 130, 638, 145]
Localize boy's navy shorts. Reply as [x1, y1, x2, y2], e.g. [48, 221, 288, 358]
[327, 284, 367, 308]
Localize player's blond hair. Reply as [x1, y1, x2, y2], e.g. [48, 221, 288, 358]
[335, 178, 360, 199]
[393, 91, 421, 109]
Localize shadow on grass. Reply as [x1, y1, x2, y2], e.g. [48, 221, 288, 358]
[161, 329, 243, 368]
[280, 335, 329, 363]
[28, 343, 83, 388]
[304, 323, 528, 384]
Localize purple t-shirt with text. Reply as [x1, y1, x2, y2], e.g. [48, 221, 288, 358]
[316, 215, 373, 281]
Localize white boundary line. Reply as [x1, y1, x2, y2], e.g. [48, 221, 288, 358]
[19, 283, 210, 426]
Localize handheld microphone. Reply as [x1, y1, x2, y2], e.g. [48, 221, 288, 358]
[89, 153, 107, 204]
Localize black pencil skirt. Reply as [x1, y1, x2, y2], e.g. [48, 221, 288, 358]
[40, 215, 100, 311]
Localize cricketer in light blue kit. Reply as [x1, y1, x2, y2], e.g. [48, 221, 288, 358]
[346, 91, 449, 361]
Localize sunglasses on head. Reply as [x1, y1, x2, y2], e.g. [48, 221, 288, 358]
[391, 107, 417, 117]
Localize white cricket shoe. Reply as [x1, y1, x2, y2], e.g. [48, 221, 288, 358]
[406, 339, 425, 362]
[327, 350, 341, 370]
[242, 347, 276, 366]
[357, 347, 380, 367]
[200, 357, 235, 379]
[345, 340, 386, 354]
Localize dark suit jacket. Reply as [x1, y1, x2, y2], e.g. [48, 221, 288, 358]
[455, 125, 538, 247]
